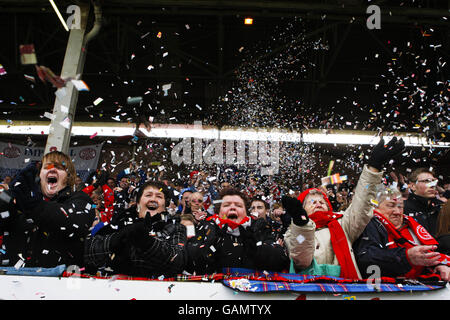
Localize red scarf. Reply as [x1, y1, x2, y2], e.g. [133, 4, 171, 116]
[308, 211, 360, 280]
[298, 188, 359, 279]
[374, 210, 449, 278]
[206, 214, 251, 230]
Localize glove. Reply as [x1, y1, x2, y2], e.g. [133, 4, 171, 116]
[9, 163, 42, 214]
[109, 220, 154, 252]
[0, 190, 17, 222]
[143, 211, 166, 232]
[238, 218, 272, 253]
[93, 170, 109, 189]
[281, 196, 309, 226]
[367, 136, 405, 171]
[238, 224, 256, 252]
[250, 218, 272, 243]
[85, 170, 97, 185]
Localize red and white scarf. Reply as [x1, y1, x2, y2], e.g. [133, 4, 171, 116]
[374, 210, 449, 278]
[207, 214, 252, 236]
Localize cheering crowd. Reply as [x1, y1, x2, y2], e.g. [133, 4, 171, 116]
[0, 136, 449, 283]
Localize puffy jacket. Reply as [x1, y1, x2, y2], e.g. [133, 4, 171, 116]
[1, 183, 95, 268]
[84, 207, 187, 277]
[185, 218, 290, 274]
[437, 234, 450, 256]
[284, 165, 382, 278]
[352, 217, 412, 278]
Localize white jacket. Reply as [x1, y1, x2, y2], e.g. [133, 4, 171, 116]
[284, 165, 383, 279]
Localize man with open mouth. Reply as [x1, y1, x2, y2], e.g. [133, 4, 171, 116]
[84, 181, 187, 277]
[0, 151, 96, 269]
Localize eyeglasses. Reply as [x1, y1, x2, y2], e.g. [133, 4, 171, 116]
[417, 179, 437, 183]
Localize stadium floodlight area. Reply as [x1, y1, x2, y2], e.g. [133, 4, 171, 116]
[0, 121, 448, 148]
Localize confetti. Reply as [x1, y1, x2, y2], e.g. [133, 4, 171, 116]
[71, 79, 90, 91]
[296, 234, 305, 244]
[43, 112, 56, 120]
[59, 117, 71, 129]
[93, 97, 103, 105]
[19, 44, 37, 65]
[0, 211, 10, 219]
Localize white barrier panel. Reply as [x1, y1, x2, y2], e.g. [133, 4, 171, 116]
[0, 275, 449, 300]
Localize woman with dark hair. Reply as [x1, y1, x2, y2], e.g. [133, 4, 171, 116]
[84, 180, 187, 277]
[184, 187, 289, 274]
[0, 151, 96, 268]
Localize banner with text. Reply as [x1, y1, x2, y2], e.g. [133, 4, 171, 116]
[0, 142, 103, 181]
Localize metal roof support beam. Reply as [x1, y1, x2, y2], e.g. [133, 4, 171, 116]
[44, 3, 90, 154]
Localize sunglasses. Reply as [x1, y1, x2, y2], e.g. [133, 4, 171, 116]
[191, 199, 203, 204]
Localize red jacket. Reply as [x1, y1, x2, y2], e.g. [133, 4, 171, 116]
[82, 184, 114, 223]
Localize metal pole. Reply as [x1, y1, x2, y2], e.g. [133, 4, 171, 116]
[44, 3, 90, 155]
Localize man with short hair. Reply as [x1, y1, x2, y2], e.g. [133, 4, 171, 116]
[404, 168, 443, 237]
[176, 189, 192, 215]
[250, 197, 270, 220]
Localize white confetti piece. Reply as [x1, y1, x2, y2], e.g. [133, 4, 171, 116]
[71, 79, 89, 91]
[14, 259, 24, 270]
[296, 234, 305, 244]
[0, 211, 10, 219]
[59, 117, 71, 129]
[60, 105, 69, 113]
[93, 97, 103, 105]
[44, 112, 56, 120]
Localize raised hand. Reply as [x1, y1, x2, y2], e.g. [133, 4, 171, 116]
[368, 136, 405, 171]
[281, 196, 309, 226]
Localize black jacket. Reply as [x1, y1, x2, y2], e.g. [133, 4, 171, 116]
[1, 180, 95, 269]
[185, 218, 290, 274]
[437, 234, 450, 256]
[267, 213, 291, 240]
[353, 218, 412, 278]
[404, 193, 443, 237]
[84, 207, 187, 277]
